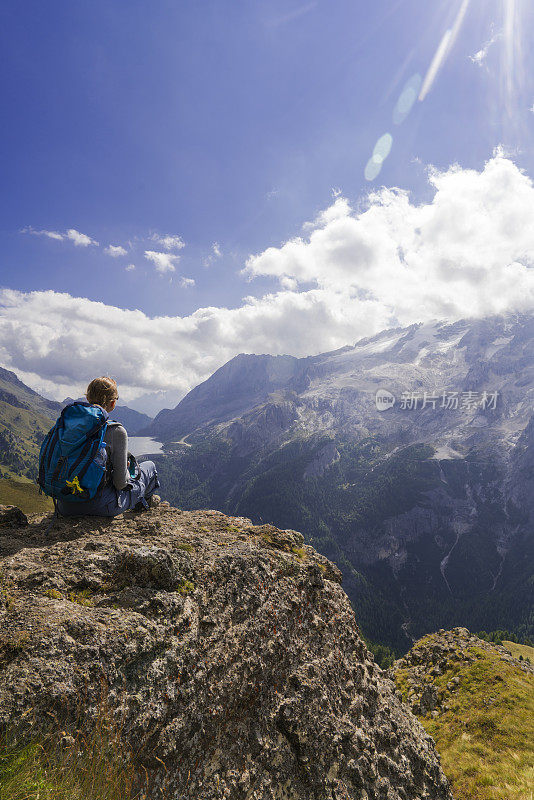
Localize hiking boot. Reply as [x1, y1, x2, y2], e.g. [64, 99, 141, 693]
[132, 494, 161, 513]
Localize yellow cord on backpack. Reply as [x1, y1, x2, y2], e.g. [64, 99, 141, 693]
[65, 476, 84, 495]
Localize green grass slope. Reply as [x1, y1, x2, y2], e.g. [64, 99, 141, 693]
[502, 640, 534, 664]
[393, 628, 534, 800]
[0, 367, 59, 481]
[0, 477, 53, 513]
[0, 400, 53, 480]
[0, 367, 60, 418]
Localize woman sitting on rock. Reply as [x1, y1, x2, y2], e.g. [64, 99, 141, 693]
[56, 376, 160, 517]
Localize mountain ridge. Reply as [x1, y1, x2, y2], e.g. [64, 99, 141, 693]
[145, 353, 303, 440]
[0, 368, 60, 482]
[147, 313, 534, 650]
[61, 397, 153, 435]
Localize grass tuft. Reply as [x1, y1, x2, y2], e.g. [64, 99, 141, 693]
[0, 630, 30, 655]
[175, 542, 194, 553]
[0, 712, 137, 800]
[44, 589, 63, 600]
[176, 579, 195, 595]
[68, 589, 94, 607]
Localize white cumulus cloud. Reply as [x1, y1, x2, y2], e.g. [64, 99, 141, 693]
[4, 153, 534, 404]
[21, 227, 98, 246]
[22, 228, 65, 241]
[144, 250, 180, 273]
[105, 244, 128, 257]
[150, 234, 185, 251]
[66, 229, 99, 247]
[125, 263, 136, 272]
[244, 151, 534, 322]
[0, 286, 385, 403]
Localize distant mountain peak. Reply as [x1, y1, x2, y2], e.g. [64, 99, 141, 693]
[60, 396, 153, 435]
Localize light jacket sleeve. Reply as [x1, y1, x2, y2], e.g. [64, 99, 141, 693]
[109, 424, 130, 490]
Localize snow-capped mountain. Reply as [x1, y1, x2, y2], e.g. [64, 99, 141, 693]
[148, 314, 534, 650]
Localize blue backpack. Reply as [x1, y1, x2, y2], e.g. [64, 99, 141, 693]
[38, 401, 109, 502]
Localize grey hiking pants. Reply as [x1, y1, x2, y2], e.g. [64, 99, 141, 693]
[57, 460, 160, 518]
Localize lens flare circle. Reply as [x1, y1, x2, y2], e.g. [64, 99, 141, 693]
[364, 158, 382, 181]
[393, 74, 422, 125]
[365, 133, 393, 181]
[373, 133, 393, 163]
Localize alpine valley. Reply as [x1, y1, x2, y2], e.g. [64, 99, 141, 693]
[144, 313, 534, 652]
[1, 313, 533, 655]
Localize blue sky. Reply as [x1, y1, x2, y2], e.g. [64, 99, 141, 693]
[1, 0, 534, 411]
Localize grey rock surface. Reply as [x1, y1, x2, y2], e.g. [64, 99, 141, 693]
[0, 506, 452, 800]
[0, 504, 28, 528]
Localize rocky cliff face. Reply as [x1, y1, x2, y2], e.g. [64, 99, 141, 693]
[0, 504, 452, 800]
[147, 354, 302, 441]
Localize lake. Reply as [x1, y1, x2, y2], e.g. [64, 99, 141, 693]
[128, 436, 164, 457]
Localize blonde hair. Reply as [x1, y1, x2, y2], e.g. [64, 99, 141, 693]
[86, 376, 118, 408]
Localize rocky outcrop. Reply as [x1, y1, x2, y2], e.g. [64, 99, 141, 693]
[303, 440, 340, 479]
[0, 503, 28, 528]
[0, 505, 452, 800]
[391, 627, 534, 718]
[226, 400, 299, 457]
